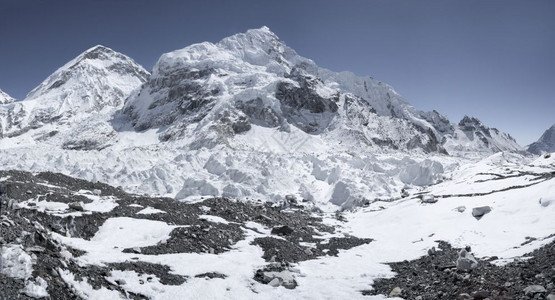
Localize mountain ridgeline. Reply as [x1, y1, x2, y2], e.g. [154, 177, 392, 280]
[1, 27, 521, 155]
[528, 124, 555, 155]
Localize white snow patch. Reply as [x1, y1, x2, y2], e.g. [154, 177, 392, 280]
[198, 214, 230, 225]
[21, 277, 49, 298]
[53, 217, 180, 265]
[137, 206, 167, 215]
[59, 268, 123, 299]
[1, 244, 33, 279]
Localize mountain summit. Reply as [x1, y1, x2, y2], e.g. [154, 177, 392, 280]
[0, 45, 149, 138]
[0, 89, 16, 104]
[527, 124, 555, 154]
[25, 44, 149, 112]
[442, 116, 522, 154]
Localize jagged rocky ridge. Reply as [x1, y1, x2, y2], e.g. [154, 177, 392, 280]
[445, 116, 522, 154]
[528, 124, 555, 155]
[122, 26, 519, 154]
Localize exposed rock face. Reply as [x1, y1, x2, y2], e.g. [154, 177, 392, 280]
[528, 124, 555, 155]
[235, 97, 281, 127]
[421, 110, 454, 135]
[442, 116, 522, 154]
[275, 69, 339, 134]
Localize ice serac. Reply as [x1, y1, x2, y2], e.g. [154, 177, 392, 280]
[527, 124, 555, 154]
[0, 89, 16, 104]
[0, 45, 149, 138]
[442, 116, 522, 155]
[123, 27, 448, 153]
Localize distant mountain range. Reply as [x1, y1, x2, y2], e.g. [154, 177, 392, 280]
[1, 27, 521, 154]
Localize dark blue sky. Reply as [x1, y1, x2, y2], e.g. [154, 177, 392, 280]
[1, 0, 553, 145]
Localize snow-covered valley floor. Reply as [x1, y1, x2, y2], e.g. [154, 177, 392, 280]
[0, 152, 554, 299]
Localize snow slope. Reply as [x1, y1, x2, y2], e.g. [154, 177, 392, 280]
[528, 124, 555, 155]
[2, 153, 553, 299]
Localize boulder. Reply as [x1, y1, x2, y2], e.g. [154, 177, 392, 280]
[268, 278, 281, 287]
[68, 201, 85, 211]
[263, 270, 297, 289]
[455, 206, 466, 213]
[471, 290, 489, 299]
[421, 195, 437, 203]
[285, 195, 297, 204]
[472, 206, 492, 219]
[456, 249, 478, 271]
[540, 197, 554, 207]
[388, 286, 402, 297]
[271, 226, 294, 236]
[523, 285, 546, 296]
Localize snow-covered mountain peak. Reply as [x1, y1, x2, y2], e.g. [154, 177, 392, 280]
[153, 26, 306, 78]
[0, 89, 16, 104]
[527, 124, 555, 154]
[441, 115, 522, 155]
[216, 26, 302, 67]
[26, 45, 149, 102]
[124, 27, 523, 158]
[0, 45, 149, 138]
[457, 115, 509, 141]
[458, 115, 486, 128]
[221, 26, 279, 46]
